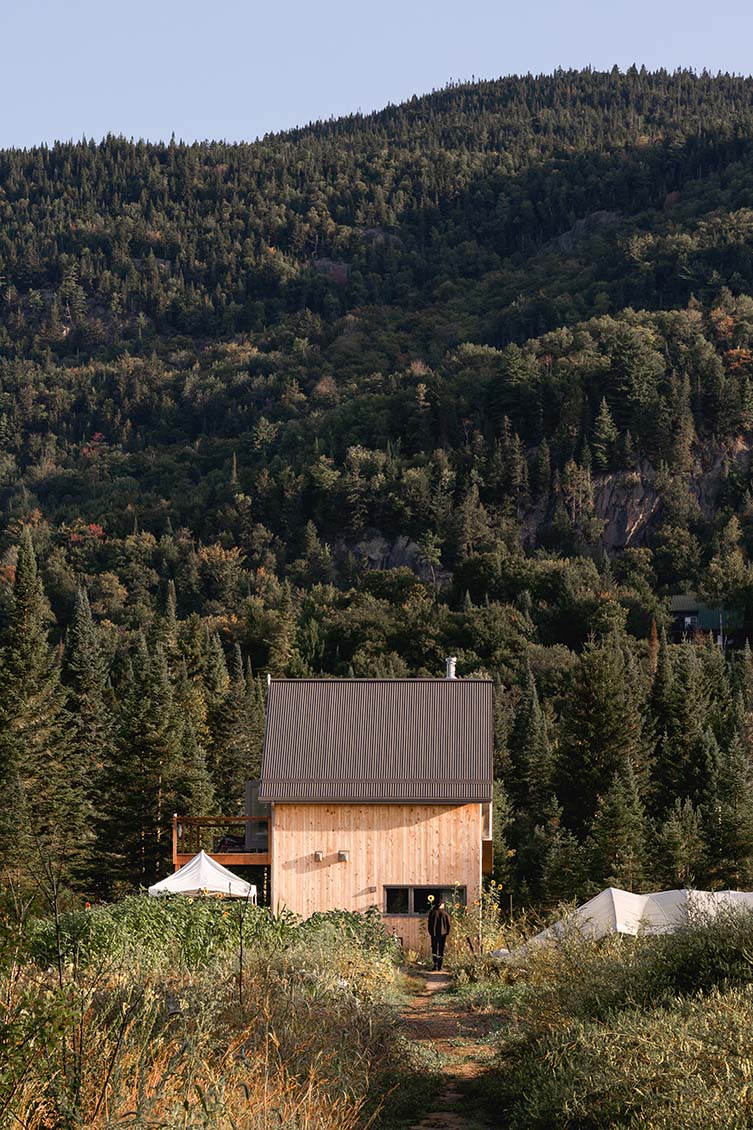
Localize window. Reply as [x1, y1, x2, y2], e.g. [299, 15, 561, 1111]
[385, 887, 409, 915]
[384, 886, 467, 916]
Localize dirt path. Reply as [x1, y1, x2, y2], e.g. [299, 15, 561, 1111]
[401, 972, 498, 1130]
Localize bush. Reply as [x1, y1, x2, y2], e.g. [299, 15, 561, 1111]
[496, 986, 753, 1129]
[1, 898, 409, 1128]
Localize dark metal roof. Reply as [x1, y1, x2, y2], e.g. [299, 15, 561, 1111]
[259, 678, 493, 804]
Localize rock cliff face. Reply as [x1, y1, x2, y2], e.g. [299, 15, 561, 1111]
[592, 465, 661, 550]
[587, 436, 753, 552]
[340, 438, 753, 576]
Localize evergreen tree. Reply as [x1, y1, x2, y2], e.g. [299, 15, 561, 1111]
[62, 584, 112, 880]
[492, 779, 514, 889]
[556, 631, 650, 831]
[0, 529, 73, 872]
[592, 397, 618, 469]
[651, 642, 712, 811]
[176, 716, 215, 816]
[703, 737, 753, 888]
[538, 800, 592, 907]
[653, 797, 705, 888]
[101, 638, 181, 890]
[589, 760, 648, 891]
[509, 665, 553, 820]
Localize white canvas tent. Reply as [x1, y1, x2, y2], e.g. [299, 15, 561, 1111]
[492, 886, 753, 957]
[148, 850, 257, 900]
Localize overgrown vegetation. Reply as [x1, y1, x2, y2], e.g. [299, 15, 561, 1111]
[455, 906, 753, 1128]
[0, 892, 434, 1128]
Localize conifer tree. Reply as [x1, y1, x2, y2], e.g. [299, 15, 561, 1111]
[648, 626, 674, 740]
[556, 631, 650, 831]
[153, 580, 180, 671]
[204, 629, 231, 759]
[0, 528, 73, 872]
[653, 797, 705, 888]
[176, 716, 215, 816]
[62, 584, 112, 879]
[589, 760, 648, 891]
[538, 800, 592, 906]
[492, 779, 514, 888]
[703, 736, 753, 888]
[101, 637, 181, 889]
[534, 438, 551, 497]
[267, 582, 299, 675]
[650, 642, 716, 812]
[509, 665, 553, 820]
[592, 397, 618, 469]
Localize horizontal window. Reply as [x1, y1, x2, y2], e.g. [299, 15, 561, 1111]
[383, 886, 467, 916]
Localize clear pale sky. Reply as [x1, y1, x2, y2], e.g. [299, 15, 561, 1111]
[3, 0, 753, 148]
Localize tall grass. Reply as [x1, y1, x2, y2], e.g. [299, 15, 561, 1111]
[467, 905, 753, 1127]
[1, 895, 415, 1128]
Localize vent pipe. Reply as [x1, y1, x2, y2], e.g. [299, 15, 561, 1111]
[445, 656, 457, 680]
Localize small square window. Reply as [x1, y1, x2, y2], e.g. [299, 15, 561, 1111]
[385, 887, 409, 915]
[413, 887, 442, 914]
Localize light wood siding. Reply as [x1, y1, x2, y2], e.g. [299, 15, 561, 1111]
[271, 802, 482, 955]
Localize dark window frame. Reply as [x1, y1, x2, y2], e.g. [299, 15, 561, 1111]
[383, 885, 467, 916]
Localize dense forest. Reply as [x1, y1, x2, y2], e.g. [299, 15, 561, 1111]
[4, 68, 753, 900]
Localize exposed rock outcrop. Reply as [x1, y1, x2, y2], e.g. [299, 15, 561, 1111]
[592, 463, 661, 550]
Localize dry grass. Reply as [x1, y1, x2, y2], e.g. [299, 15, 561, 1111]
[0, 898, 414, 1129]
[457, 905, 753, 1128]
[4, 961, 382, 1128]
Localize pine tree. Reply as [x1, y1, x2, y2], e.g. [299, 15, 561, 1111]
[703, 737, 753, 888]
[267, 582, 299, 675]
[654, 797, 705, 888]
[509, 665, 553, 820]
[153, 580, 180, 671]
[62, 584, 112, 880]
[204, 630, 231, 769]
[589, 760, 648, 891]
[0, 528, 73, 873]
[101, 637, 181, 890]
[556, 631, 650, 831]
[534, 438, 551, 496]
[538, 800, 592, 906]
[652, 645, 713, 810]
[492, 779, 514, 888]
[592, 397, 618, 469]
[176, 716, 215, 816]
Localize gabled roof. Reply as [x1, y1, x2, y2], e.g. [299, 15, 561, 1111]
[259, 678, 493, 804]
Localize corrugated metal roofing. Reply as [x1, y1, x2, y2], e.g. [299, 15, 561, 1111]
[259, 678, 493, 804]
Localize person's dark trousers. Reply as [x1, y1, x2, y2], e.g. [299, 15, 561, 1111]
[431, 934, 447, 970]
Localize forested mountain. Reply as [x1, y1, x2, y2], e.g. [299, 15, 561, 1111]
[5, 68, 753, 900]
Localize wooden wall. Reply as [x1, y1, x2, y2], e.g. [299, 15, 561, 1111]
[271, 802, 482, 955]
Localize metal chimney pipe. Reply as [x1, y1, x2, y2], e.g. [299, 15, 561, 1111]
[445, 656, 457, 680]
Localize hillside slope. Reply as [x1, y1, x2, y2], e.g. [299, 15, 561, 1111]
[4, 72, 753, 897]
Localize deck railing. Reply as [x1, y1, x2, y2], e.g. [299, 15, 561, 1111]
[172, 815, 269, 864]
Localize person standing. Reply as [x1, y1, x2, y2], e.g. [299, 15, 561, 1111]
[427, 899, 451, 970]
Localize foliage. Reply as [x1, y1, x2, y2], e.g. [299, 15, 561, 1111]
[4, 72, 753, 906]
[464, 907, 753, 1128]
[1, 896, 409, 1128]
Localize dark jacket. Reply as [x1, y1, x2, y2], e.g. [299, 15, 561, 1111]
[427, 906, 451, 937]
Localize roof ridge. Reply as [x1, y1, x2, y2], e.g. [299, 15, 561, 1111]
[268, 677, 493, 683]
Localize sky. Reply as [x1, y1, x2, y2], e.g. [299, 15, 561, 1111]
[3, 0, 753, 148]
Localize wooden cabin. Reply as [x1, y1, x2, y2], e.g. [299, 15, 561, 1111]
[173, 664, 494, 954]
[258, 667, 494, 954]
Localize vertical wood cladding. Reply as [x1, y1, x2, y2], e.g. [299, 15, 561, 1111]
[271, 802, 482, 954]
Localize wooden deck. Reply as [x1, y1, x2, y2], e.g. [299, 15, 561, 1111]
[173, 815, 271, 868]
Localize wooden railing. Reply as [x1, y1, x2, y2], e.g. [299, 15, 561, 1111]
[173, 815, 270, 867]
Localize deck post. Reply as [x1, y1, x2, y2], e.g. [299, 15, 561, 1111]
[172, 813, 178, 868]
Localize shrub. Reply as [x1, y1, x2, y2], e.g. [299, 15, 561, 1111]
[496, 986, 753, 1129]
[1, 899, 408, 1128]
